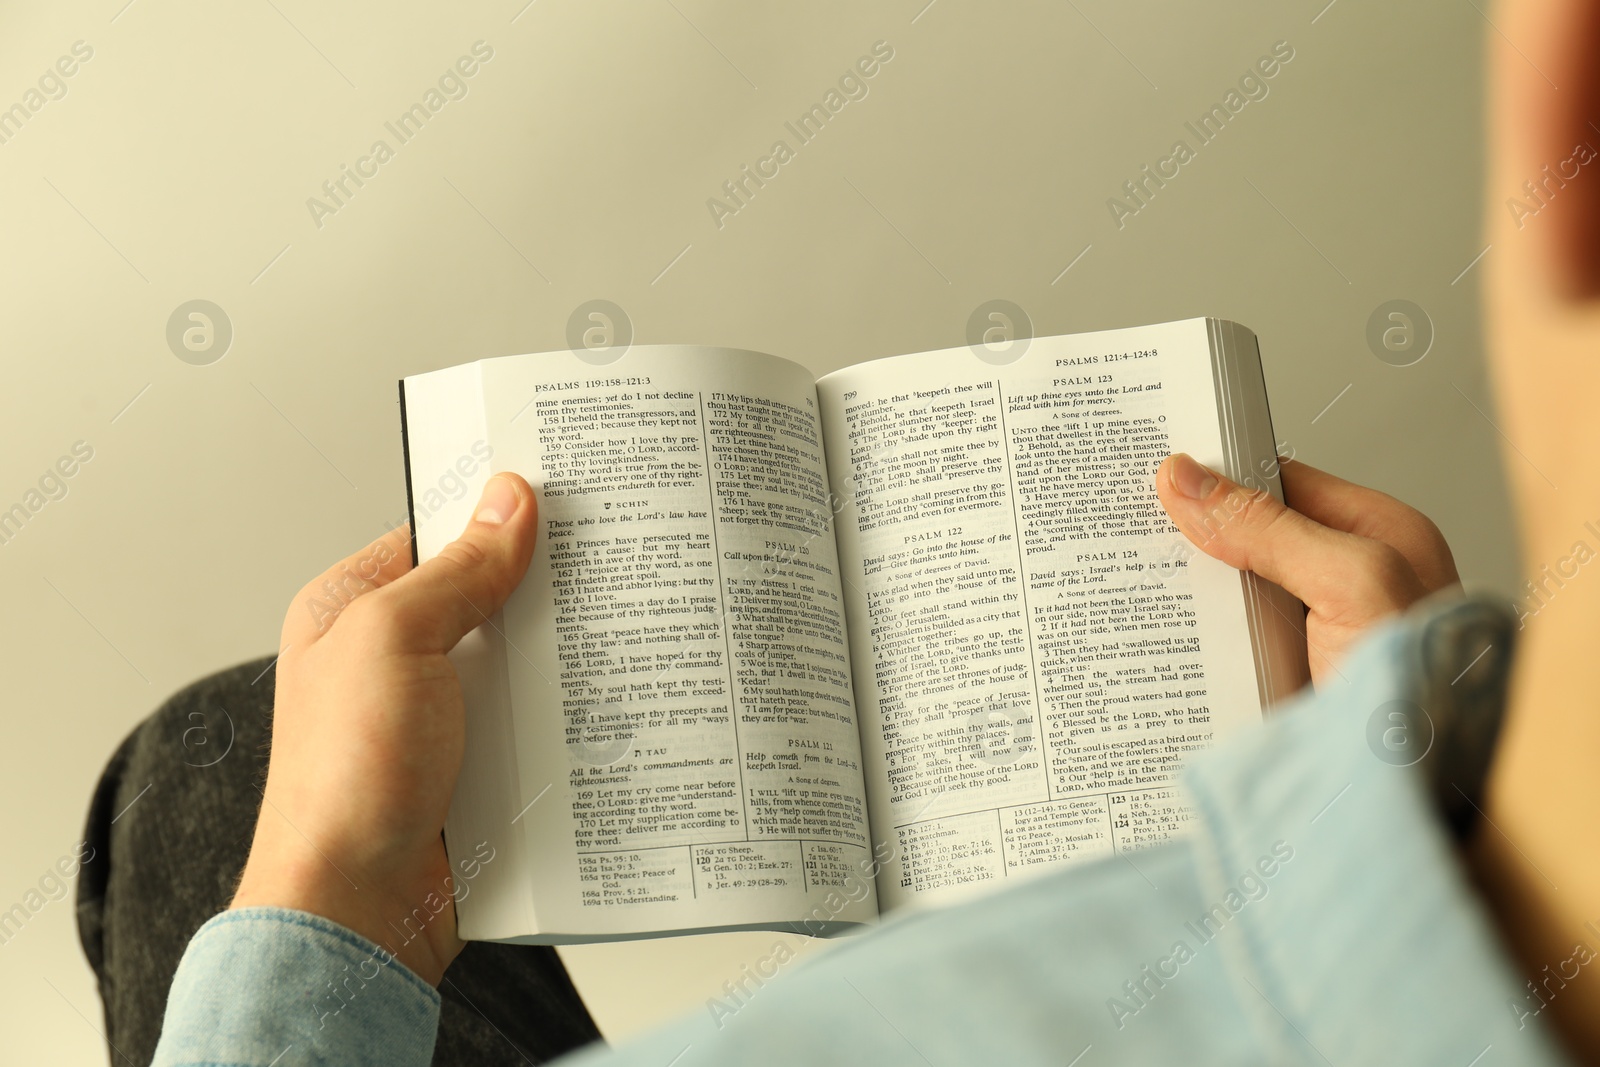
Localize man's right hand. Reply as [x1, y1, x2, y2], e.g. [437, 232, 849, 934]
[1155, 453, 1460, 687]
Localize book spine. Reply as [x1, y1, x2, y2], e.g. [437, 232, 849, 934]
[397, 379, 420, 568]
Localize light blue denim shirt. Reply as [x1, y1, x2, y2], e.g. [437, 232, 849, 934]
[153, 596, 1578, 1066]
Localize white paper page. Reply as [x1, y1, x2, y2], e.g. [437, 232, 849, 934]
[471, 347, 877, 939]
[816, 319, 1273, 911]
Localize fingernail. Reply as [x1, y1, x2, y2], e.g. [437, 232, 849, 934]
[1170, 453, 1219, 500]
[474, 475, 520, 525]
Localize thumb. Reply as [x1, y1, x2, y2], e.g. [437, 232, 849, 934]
[375, 472, 540, 654]
[1155, 453, 1384, 609]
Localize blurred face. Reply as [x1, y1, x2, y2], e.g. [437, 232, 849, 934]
[1483, 1, 1600, 559]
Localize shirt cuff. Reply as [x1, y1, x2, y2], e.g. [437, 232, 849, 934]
[153, 906, 441, 1067]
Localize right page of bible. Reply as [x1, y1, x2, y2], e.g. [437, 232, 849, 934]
[816, 318, 1282, 911]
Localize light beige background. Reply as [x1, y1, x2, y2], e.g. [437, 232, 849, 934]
[0, 0, 1527, 1062]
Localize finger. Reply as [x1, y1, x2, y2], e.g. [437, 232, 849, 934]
[1277, 458, 1460, 592]
[1489, 0, 1600, 299]
[361, 473, 539, 655]
[281, 524, 416, 648]
[1156, 453, 1421, 612]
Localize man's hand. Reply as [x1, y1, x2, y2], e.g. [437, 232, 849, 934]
[1155, 453, 1459, 687]
[230, 473, 539, 986]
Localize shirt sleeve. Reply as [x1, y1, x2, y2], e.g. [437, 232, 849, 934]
[152, 906, 440, 1067]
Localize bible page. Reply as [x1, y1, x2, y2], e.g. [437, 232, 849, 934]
[415, 347, 878, 941]
[815, 319, 1293, 911]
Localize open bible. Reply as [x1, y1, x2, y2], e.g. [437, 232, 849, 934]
[398, 317, 1309, 944]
